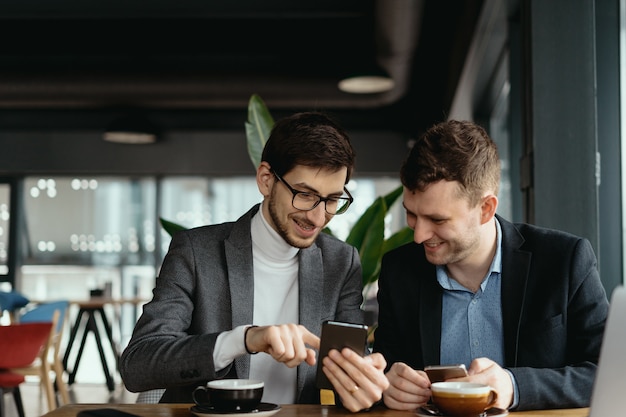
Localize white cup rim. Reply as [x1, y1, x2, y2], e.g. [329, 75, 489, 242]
[431, 382, 492, 394]
[207, 379, 264, 390]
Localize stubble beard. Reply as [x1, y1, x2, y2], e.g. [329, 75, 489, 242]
[425, 231, 481, 267]
[268, 193, 319, 249]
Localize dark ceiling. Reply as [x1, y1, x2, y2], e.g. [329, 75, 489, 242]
[0, 0, 483, 137]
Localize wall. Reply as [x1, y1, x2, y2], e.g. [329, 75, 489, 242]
[0, 127, 410, 178]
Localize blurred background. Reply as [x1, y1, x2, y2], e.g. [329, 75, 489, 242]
[0, 0, 623, 389]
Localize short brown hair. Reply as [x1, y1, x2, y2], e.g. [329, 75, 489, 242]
[400, 120, 500, 206]
[261, 112, 356, 183]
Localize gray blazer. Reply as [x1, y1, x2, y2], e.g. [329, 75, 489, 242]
[120, 204, 364, 404]
[373, 215, 609, 410]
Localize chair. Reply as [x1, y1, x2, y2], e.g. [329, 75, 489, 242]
[0, 322, 54, 417]
[15, 301, 70, 410]
[0, 290, 29, 323]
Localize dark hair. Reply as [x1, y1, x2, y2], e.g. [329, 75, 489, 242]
[400, 120, 500, 206]
[261, 112, 356, 183]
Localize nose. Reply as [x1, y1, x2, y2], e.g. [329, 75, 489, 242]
[305, 203, 328, 226]
[412, 217, 433, 244]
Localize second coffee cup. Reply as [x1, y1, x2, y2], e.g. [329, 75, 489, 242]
[192, 379, 264, 412]
[430, 381, 498, 417]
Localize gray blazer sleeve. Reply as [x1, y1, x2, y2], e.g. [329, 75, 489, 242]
[119, 228, 229, 393]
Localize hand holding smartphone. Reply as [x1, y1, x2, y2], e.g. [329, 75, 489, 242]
[424, 364, 468, 383]
[315, 320, 368, 390]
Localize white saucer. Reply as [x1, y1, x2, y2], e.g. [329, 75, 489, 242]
[416, 405, 508, 417]
[190, 403, 281, 417]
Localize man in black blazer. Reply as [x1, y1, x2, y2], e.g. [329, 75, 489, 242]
[373, 120, 609, 411]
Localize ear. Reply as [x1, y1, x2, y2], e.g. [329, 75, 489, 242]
[256, 162, 274, 197]
[480, 194, 498, 224]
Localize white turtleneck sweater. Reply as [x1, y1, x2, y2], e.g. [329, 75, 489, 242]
[212, 203, 300, 404]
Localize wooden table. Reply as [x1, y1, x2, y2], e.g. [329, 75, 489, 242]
[40, 403, 590, 417]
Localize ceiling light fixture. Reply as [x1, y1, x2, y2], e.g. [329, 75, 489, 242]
[338, 75, 395, 94]
[103, 113, 158, 144]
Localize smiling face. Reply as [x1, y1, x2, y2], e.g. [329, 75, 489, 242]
[257, 162, 348, 249]
[403, 180, 495, 268]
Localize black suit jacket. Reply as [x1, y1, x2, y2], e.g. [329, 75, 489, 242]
[373, 215, 609, 410]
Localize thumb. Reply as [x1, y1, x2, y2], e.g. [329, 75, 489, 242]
[468, 357, 492, 375]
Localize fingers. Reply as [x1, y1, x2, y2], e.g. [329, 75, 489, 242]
[322, 348, 389, 412]
[383, 362, 431, 411]
[304, 348, 317, 366]
[467, 357, 493, 375]
[465, 358, 513, 410]
[301, 328, 321, 350]
[246, 324, 319, 368]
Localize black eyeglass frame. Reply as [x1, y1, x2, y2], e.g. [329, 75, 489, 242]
[272, 170, 353, 215]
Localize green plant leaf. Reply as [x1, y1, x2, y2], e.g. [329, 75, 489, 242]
[345, 184, 401, 251]
[344, 185, 411, 288]
[160, 218, 188, 237]
[383, 184, 404, 208]
[245, 94, 274, 168]
[359, 210, 385, 287]
[382, 226, 414, 253]
[345, 198, 386, 287]
[345, 196, 387, 250]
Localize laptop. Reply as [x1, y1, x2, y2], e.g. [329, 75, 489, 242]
[588, 285, 626, 417]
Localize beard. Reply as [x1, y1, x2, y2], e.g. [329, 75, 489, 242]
[424, 227, 481, 266]
[267, 191, 323, 249]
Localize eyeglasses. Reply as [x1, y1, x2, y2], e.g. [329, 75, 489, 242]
[272, 170, 353, 215]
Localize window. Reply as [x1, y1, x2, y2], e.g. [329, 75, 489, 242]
[20, 177, 157, 303]
[19, 175, 406, 302]
[159, 176, 406, 257]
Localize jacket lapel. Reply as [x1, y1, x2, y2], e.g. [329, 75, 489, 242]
[296, 243, 323, 402]
[225, 205, 258, 378]
[419, 259, 442, 365]
[497, 215, 531, 366]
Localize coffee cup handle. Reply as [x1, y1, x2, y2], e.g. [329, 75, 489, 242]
[486, 389, 498, 409]
[192, 385, 211, 407]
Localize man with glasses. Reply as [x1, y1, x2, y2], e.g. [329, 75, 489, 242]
[120, 112, 388, 412]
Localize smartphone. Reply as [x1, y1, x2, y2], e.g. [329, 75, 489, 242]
[424, 364, 468, 383]
[315, 320, 368, 390]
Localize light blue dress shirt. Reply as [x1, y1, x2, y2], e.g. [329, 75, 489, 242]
[436, 219, 519, 408]
[437, 219, 504, 367]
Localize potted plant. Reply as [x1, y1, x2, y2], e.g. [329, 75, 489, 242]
[161, 94, 413, 325]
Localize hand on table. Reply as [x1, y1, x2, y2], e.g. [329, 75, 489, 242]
[244, 324, 320, 368]
[382, 362, 431, 411]
[322, 348, 389, 412]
